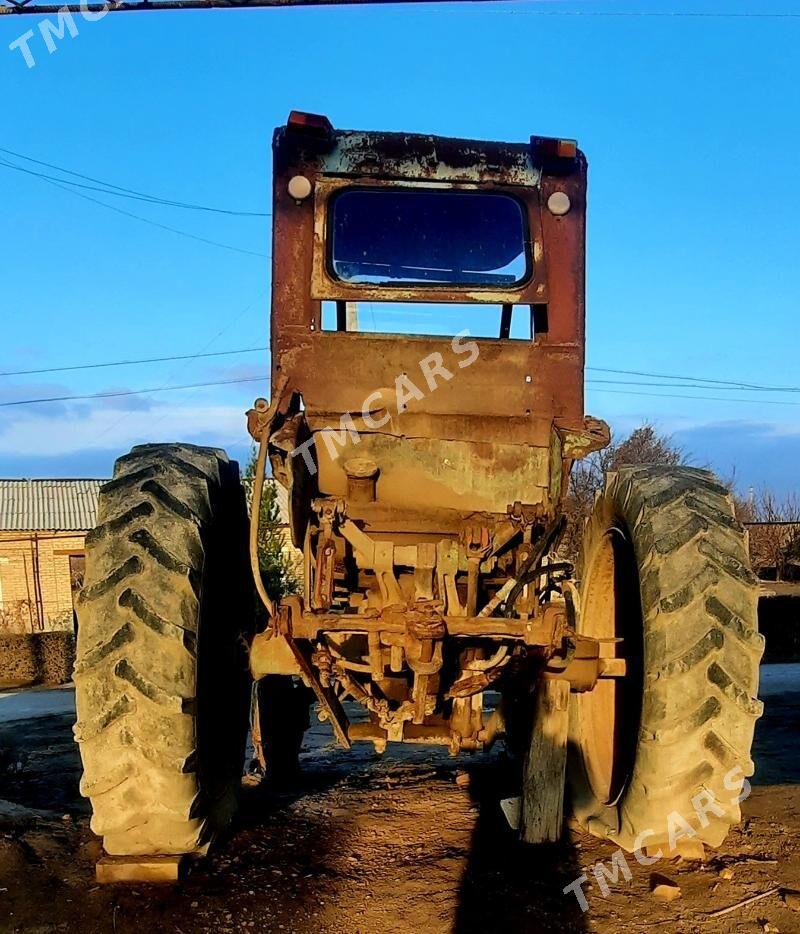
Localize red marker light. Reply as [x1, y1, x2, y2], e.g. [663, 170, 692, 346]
[531, 135, 578, 161]
[287, 111, 334, 140]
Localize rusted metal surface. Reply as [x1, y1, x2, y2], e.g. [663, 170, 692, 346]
[250, 111, 615, 756]
[249, 630, 303, 679]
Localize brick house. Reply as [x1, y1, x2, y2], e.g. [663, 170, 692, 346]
[0, 476, 297, 685]
[0, 477, 299, 636]
[0, 479, 103, 635]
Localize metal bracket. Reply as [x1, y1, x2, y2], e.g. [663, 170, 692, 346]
[279, 597, 351, 748]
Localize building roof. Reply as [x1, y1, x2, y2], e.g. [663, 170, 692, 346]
[0, 479, 105, 532]
[0, 477, 291, 532]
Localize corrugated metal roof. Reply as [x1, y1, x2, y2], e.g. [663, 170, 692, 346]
[0, 477, 291, 532]
[0, 479, 105, 531]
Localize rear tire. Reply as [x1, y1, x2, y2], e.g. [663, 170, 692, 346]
[74, 443, 253, 856]
[568, 465, 764, 852]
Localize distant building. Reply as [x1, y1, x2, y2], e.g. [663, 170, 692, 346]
[0, 476, 297, 636]
[0, 479, 103, 634]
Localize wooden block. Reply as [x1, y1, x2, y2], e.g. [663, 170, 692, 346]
[675, 838, 706, 861]
[650, 874, 681, 902]
[96, 854, 184, 884]
[520, 678, 570, 844]
[646, 838, 707, 861]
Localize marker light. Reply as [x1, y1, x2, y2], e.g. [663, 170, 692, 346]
[532, 136, 578, 160]
[288, 175, 313, 201]
[287, 110, 334, 140]
[547, 192, 571, 216]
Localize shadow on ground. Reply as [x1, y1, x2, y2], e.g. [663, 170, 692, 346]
[453, 756, 587, 933]
[0, 669, 799, 932]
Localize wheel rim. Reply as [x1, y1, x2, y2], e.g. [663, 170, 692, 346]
[578, 524, 644, 806]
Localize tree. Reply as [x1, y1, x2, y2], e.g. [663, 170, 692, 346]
[242, 448, 301, 602]
[743, 490, 800, 581]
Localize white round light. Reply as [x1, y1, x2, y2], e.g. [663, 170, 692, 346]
[547, 191, 571, 216]
[288, 175, 313, 201]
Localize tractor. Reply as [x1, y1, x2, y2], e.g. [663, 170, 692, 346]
[74, 111, 764, 877]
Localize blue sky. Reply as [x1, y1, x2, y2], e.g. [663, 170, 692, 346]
[1, 1, 799, 494]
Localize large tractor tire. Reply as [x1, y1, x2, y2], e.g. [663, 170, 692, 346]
[74, 443, 253, 857]
[568, 465, 764, 852]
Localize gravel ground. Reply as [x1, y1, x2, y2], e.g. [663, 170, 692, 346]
[0, 666, 798, 933]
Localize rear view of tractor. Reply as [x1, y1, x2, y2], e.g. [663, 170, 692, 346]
[73, 112, 764, 877]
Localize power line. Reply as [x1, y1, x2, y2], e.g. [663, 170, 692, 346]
[586, 378, 800, 394]
[0, 147, 270, 218]
[587, 366, 800, 392]
[587, 386, 800, 407]
[89, 291, 267, 445]
[0, 346, 267, 378]
[19, 169, 269, 259]
[5, 342, 800, 399]
[6, 374, 800, 412]
[1, 376, 271, 408]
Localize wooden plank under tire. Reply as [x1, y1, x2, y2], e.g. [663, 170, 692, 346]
[521, 678, 570, 844]
[96, 855, 185, 884]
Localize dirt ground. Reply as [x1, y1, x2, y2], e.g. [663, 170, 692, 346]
[0, 668, 799, 934]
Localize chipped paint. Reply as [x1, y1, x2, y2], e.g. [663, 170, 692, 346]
[319, 130, 542, 187]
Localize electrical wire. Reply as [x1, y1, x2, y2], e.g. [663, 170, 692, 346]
[586, 378, 800, 393]
[88, 290, 267, 444]
[5, 340, 799, 396]
[587, 366, 800, 392]
[587, 386, 800, 407]
[5, 344, 800, 408]
[4, 162, 268, 259]
[0, 147, 269, 217]
[7, 371, 799, 412]
[0, 376, 271, 408]
[0, 346, 267, 378]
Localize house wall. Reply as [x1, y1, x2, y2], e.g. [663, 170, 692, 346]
[0, 631, 76, 688]
[280, 526, 304, 582]
[0, 531, 85, 634]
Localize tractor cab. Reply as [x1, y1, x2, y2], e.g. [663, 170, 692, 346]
[252, 111, 607, 550]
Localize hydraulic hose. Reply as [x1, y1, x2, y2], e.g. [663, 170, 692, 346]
[249, 432, 276, 620]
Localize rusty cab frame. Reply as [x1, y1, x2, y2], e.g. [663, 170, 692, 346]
[246, 111, 613, 755]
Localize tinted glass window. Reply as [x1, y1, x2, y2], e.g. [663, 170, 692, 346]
[330, 189, 530, 287]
